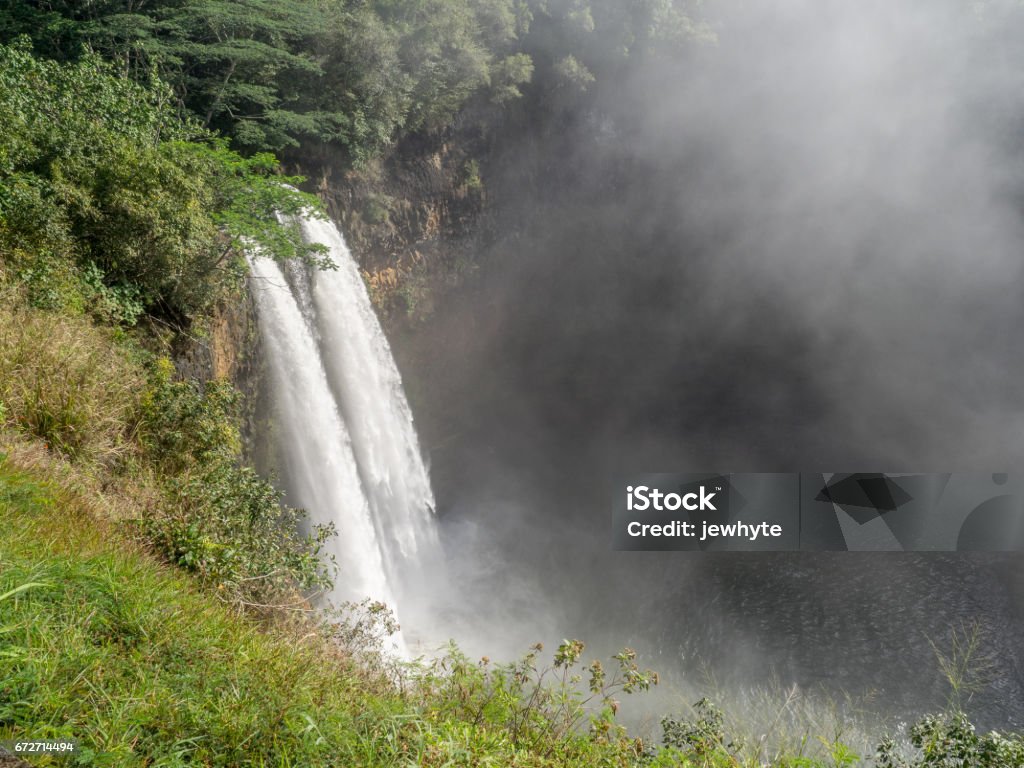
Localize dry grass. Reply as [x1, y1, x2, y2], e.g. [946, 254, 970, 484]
[0, 431, 160, 526]
[0, 286, 145, 465]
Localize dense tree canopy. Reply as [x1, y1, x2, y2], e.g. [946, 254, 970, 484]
[0, 0, 532, 157]
[0, 0, 709, 161]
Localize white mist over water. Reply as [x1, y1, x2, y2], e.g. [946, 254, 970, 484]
[248, 212, 438, 644]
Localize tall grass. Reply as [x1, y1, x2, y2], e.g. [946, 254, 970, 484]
[0, 287, 143, 464]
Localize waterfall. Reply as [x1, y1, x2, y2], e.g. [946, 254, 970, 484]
[247, 212, 437, 635]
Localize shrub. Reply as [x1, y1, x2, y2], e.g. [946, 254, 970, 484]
[0, 290, 336, 613]
[136, 358, 336, 606]
[418, 638, 656, 758]
[0, 41, 327, 326]
[659, 698, 744, 766]
[144, 461, 336, 606]
[876, 712, 1024, 768]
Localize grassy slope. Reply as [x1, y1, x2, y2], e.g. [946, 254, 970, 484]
[0, 457, 368, 767]
[0, 453, 646, 768]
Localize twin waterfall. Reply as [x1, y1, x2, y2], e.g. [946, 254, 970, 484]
[248, 213, 437, 638]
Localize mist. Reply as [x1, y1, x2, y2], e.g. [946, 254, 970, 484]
[391, 0, 1024, 732]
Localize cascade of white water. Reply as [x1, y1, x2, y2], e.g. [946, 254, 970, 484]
[247, 212, 437, 641]
[297, 216, 438, 575]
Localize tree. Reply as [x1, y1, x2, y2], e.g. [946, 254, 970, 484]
[0, 0, 538, 161]
[0, 40, 325, 323]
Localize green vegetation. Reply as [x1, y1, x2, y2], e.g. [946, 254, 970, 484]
[876, 714, 1024, 768]
[0, 37, 339, 608]
[0, 463, 373, 767]
[1, 5, 1023, 767]
[0, 0, 536, 160]
[0, 292, 333, 610]
[0, 40, 324, 324]
[135, 359, 336, 605]
[0, 294, 144, 463]
[0, 1, 714, 164]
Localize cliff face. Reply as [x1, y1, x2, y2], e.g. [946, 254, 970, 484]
[172, 289, 264, 452]
[174, 292, 259, 385]
[301, 130, 495, 329]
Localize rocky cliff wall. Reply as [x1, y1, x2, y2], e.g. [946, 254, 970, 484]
[173, 288, 264, 454]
